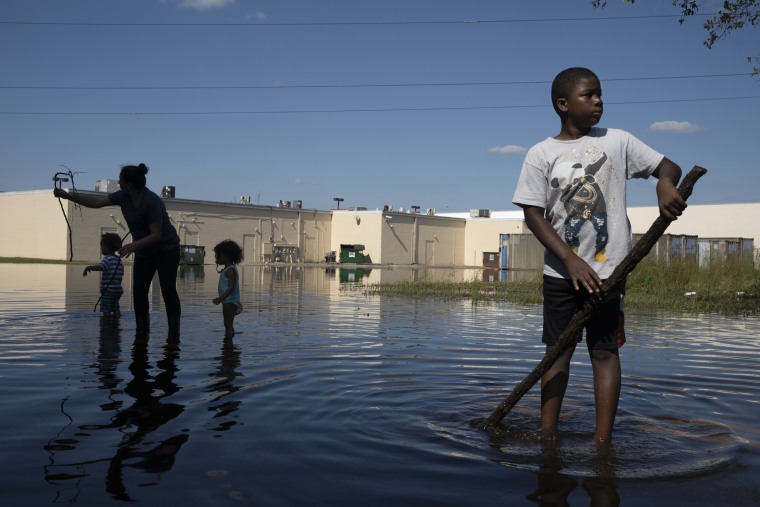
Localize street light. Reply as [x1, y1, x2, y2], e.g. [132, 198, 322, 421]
[411, 205, 421, 213]
[333, 197, 344, 209]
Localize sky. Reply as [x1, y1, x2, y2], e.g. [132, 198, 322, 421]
[1, 0, 758, 213]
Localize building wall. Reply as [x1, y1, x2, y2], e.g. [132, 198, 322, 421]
[2, 190, 758, 268]
[0, 191, 332, 263]
[0, 191, 71, 260]
[166, 201, 332, 264]
[330, 211, 385, 263]
[330, 211, 466, 266]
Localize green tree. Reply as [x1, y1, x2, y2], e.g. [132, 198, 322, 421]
[593, 1, 759, 73]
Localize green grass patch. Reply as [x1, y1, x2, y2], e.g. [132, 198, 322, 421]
[626, 258, 760, 315]
[0, 257, 90, 265]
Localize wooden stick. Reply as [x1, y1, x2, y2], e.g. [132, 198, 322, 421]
[484, 166, 707, 428]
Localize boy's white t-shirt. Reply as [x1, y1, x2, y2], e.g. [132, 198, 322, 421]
[512, 127, 663, 279]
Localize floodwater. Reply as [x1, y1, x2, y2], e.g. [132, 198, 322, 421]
[0, 263, 758, 506]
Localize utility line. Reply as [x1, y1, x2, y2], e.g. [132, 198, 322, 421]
[0, 73, 749, 91]
[0, 14, 713, 27]
[1, 95, 758, 116]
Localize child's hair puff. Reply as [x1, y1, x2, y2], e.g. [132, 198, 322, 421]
[214, 239, 243, 264]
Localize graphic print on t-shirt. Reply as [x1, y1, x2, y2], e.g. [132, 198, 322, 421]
[550, 152, 609, 262]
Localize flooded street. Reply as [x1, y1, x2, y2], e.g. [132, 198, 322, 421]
[0, 263, 758, 506]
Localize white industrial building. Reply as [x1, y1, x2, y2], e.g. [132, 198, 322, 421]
[0, 189, 757, 268]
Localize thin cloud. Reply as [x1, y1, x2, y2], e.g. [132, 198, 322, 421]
[290, 177, 318, 186]
[488, 145, 527, 154]
[243, 11, 267, 21]
[177, 0, 235, 10]
[648, 121, 703, 133]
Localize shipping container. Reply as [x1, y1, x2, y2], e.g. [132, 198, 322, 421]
[697, 237, 755, 267]
[499, 233, 543, 271]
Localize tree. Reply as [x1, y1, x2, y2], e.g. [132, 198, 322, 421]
[592, 1, 759, 73]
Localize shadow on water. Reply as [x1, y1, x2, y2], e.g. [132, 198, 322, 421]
[44, 318, 188, 502]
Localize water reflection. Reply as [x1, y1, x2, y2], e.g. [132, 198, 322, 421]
[104, 336, 187, 501]
[527, 441, 620, 507]
[0, 264, 756, 506]
[207, 336, 243, 434]
[44, 319, 188, 502]
[12, 263, 539, 316]
[527, 443, 579, 507]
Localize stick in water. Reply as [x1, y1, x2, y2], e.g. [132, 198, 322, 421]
[484, 166, 707, 428]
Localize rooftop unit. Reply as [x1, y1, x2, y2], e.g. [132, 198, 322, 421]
[470, 209, 491, 218]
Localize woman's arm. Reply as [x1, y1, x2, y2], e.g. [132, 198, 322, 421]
[119, 220, 162, 257]
[522, 205, 602, 294]
[53, 188, 112, 208]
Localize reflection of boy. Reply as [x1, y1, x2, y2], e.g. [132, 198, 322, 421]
[83, 233, 124, 317]
[512, 67, 686, 445]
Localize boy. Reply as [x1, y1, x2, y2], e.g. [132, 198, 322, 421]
[84, 232, 125, 317]
[512, 67, 686, 444]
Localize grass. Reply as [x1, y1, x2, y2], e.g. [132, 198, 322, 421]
[363, 259, 760, 316]
[626, 258, 760, 315]
[0, 257, 88, 265]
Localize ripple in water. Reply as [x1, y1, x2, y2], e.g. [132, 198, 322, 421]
[432, 402, 749, 481]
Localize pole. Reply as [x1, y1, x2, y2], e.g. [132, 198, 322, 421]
[483, 166, 707, 428]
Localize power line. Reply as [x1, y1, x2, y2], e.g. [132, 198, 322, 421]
[1, 95, 757, 116]
[0, 13, 714, 28]
[0, 73, 749, 91]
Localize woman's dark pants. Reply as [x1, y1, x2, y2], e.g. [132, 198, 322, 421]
[132, 246, 181, 338]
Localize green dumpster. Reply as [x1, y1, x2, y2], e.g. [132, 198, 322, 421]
[180, 245, 206, 265]
[339, 244, 365, 264]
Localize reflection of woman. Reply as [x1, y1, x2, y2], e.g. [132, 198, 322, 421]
[105, 335, 187, 501]
[54, 163, 181, 338]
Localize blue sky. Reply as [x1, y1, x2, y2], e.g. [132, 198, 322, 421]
[1, 0, 758, 212]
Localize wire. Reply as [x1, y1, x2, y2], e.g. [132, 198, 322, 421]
[53, 166, 78, 262]
[6, 95, 760, 116]
[0, 73, 749, 91]
[0, 14, 714, 27]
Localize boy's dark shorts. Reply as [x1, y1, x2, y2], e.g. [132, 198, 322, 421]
[542, 275, 624, 350]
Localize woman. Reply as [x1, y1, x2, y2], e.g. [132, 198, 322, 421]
[54, 163, 181, 339]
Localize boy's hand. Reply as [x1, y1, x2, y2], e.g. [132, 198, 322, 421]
[83, 267, 91, 276]
[212, 297, 221, 305]
[656, 179, 686, 221]
[653, 158, 686, 221]
[522, 205, 602, 294]
[564, 255, 603, 294]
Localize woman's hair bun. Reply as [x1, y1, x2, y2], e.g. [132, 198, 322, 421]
[138, 163, 149, 174]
